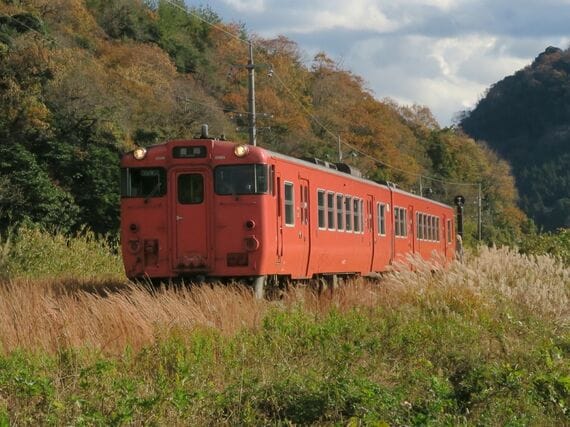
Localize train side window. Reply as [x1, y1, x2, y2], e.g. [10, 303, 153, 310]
[353, 198, 361, 233]
[336, 194, 344, 231]
[447, 219, 452, 243]
[377, 203, 386, 235]
[317, 190, 326, 229]
[394, 207, 401, 237]
[419, 213, 424, 240]
[395, 207, 407, 237]
[284, 182, 294, 226]
[327, 192, 335, 230]
[361, 200, 365, 232]
[429, 216, 434, 241]
[436, 218, 440, 241]
[422, 214, 427, 240]
[345, 196, 353, 232]
[416, 212, 421, 239]
[178, 173, 203, 204]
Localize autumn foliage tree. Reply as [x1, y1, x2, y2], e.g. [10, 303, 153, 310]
[0, 0, 526, 244]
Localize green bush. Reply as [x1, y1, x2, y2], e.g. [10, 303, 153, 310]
[2, 225, 123, 281]
[519, 228, 570, 265]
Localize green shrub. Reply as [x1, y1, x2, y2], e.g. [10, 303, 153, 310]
[519, 228, 570, 265]
[3, 225, 123, 281]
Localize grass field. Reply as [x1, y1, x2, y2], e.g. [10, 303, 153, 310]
[0, 230, 568, 424]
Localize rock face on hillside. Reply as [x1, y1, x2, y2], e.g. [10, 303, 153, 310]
[461, 47, 570, 230]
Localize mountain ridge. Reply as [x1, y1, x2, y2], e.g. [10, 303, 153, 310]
[460, 46, 570, 230]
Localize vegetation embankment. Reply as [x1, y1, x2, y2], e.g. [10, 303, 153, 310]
[0, 235, 568, 425]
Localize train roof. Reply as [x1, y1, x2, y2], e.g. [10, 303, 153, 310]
[266, 146, 453, 211]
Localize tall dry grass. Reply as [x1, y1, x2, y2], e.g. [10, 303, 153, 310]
[0, 246, 568, 355]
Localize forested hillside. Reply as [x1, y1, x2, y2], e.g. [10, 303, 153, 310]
[461, 47, 570, 231]
[0, 0, 525, 244]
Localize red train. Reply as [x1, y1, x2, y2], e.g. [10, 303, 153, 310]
[120, 133, 456, 295]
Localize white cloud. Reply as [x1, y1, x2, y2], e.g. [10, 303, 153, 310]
[309, 5, 398, 33]
[220, 0, 266, 13]
[196, 0, 570, 125]
[345, 34, 539, 124]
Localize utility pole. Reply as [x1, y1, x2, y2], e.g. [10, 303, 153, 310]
[246, 41, 257, 146]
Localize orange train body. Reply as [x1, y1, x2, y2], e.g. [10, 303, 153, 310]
[120, 138, 455, 281]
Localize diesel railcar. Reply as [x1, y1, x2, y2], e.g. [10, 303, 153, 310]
[120, 135, 455, 294]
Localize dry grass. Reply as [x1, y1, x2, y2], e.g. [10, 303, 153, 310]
[0, 246, 568, 355]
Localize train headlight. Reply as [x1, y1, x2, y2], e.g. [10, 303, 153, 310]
[234, 144, 249, 157]
[133, 147, 147, 160]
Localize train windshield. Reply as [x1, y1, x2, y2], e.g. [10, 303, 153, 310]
[120, 168, 167, 198]
[214, 164, 271, 195]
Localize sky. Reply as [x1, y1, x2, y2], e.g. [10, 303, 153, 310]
[188, 0, 570, 126]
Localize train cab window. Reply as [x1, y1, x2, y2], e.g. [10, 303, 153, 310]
[178, 174, 203, 204]
[317, 190, 326, 229]
[447, 219, 452, 243]
[345, 196, 353, 232]
[214, 164, 271, 195]
[377, 203, 386, 235]
[284, 182, 294, 226]
[121, 167, 166, 198]
[327, 192, 335, 230]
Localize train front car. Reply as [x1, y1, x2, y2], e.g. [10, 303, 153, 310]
[120, 138, 273, 283]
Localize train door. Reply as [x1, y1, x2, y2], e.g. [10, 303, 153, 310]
[171, 168, 211, 271]
[299, 178, 311, 277]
